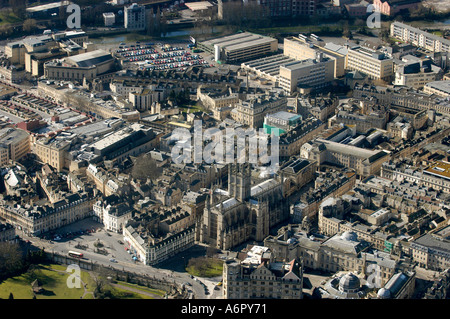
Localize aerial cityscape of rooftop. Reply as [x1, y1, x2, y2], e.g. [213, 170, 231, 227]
[0, 0, 449, 310]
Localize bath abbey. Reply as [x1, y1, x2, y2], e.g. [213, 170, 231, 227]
[200, 163, 289, 249]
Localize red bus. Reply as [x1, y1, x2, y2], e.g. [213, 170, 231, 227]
[68, 251, 83, 258]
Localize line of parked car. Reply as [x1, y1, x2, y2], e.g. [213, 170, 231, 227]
[40, 228, 99, 241]
[139, 59, 212, 71]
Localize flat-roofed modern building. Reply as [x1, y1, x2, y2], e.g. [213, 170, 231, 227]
[347, 46, 394, 81]
[5, 31, 88, 71]
[283, 36, 347, 78]
[129, 88, 153, 112]
[25, 1, 70, 18]
[0, 128, 30, 165]
[394, 58, 442, 89]
[124, 3, 146, 31]
[278, 55, 335, 94]
[185, 1, 214, 12]
[423, 81, 450, 98]
[5, 35, 55, 65]
[390, 21, 450, 53]
[197, 32, 278, 63]
[103, 12, 116, 27]
[241, 54, 297, 82]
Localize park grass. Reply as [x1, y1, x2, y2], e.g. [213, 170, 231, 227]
[0, 11, 23, 26]
[186, 257, 223, 278]
[106, 284, 154, 299]
[0, 264, 86, 299]
[114, 281, 166, 297]
[0, 263, 168, 299]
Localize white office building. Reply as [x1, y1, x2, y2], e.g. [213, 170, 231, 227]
[124, 3, 146, 31]
[103, 12, 116, 27]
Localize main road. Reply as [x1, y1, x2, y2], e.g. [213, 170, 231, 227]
[20, 220, 221, 299]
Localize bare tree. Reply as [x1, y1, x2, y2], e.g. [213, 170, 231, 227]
[146, 8, 155, 36]
[0, 242, 23, 280]
[206, 245, 219, 258]
[131, 153, 162, 182]
[22, 19, 37, 33]
[9, 0, 26, 18]
[92, 267, 112, 295]
[221, 1, 270, 29]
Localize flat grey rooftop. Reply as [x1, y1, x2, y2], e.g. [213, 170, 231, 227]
[426, 80, 450, 94]
[413, 232, 450, 254]
[67, 49, 113, 68]
[201, 32, 276, 52]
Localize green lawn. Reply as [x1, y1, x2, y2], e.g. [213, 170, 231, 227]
[114, 281, 166, 298]
[189, 103, 208, 113]
[186, 257, 223, 278]
[106, 286, 151, 299]
[0, 264, 88, 299]
[0, 11, 23, 26]
[181, 102, 208, 114]
[0, 263, 166, 299]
